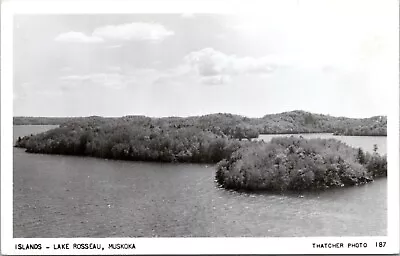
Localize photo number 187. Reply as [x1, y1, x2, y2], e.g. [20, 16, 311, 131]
[376, 242, 386, 248]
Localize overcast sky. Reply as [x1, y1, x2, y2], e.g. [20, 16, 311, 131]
[13, 0, 397, 118]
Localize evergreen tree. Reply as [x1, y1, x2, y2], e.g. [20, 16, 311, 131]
[373, 144, 378, 153]
[357, 148, 365, 164]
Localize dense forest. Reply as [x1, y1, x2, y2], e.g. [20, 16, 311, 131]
[254, 111, 387, 136]
[15, 111, 387, 192]
[216, 137, 386, 192]
[13, 117, 78, 125]
[15, 115, 249, 163]
[14, 110, 387, 136]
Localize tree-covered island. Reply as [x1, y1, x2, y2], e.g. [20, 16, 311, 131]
[216, 137, 386, 192]
[15, 110, 387, 192]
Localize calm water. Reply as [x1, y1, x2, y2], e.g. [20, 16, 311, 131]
[13, 126, 387, 237]
[258, 133, 387, 154]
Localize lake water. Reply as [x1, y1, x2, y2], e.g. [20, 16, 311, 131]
[13, 125, 387, 237]
[258, 133, 387, 155]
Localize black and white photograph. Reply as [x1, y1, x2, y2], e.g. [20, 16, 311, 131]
[1, 0, 399, 254]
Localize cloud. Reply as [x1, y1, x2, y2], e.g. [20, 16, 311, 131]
[151, 65, 193, 86]
[59, 69, 162, 90]
[151, 49, 278, 86]
[57, 48, 278, 89]
[54, 31, 104, 43]
[55, 22, 174, 44]
[92, 22, 174, 42]
[60, 73, 130, 89]
[184, 48, 275, 83]
[150, 49, 279, 86]
[201, 75, 230, 85]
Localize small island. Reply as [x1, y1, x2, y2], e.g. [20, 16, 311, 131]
[216, 137, 386, 192]
[14, 110, 387, 192]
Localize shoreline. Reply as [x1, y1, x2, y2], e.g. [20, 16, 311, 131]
[14, 114, 387, 193]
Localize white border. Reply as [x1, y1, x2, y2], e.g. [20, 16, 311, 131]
[1, 0, 399, 254]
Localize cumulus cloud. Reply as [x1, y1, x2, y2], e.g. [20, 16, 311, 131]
[59, 69, 162, 90]
[54, 31, 104, 43]
[92, 22, 174, 42]
[57, 48, 278, 89]
[150, 49, 279, 86]
[60, 73, 130, 89]
[55, 22, 174, 43]
[201, 75, 231, 85]
[184, 48, 275, 83]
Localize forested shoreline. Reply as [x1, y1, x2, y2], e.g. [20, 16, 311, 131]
[14, 110, 387, 136]
[14, 110, 387, 192]
[15, 115, 250, 163]
[216, 137, 386, 192]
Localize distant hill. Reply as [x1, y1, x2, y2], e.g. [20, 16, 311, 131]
[253, 110, 387, 136]
[13, 110, 387, 136]
[13, 117, 78, 125]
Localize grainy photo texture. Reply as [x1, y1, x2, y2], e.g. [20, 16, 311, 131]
[12, 4, 392, 239]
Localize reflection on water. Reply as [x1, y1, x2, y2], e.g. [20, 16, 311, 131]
[13, 126, 387, 237]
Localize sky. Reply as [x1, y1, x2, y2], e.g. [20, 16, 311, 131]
[13, 0, 398, 118]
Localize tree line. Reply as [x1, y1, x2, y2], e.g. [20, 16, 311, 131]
[14, 110, 387, 136]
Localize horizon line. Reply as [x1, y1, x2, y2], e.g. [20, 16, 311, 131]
[13, 110, 387, 120]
